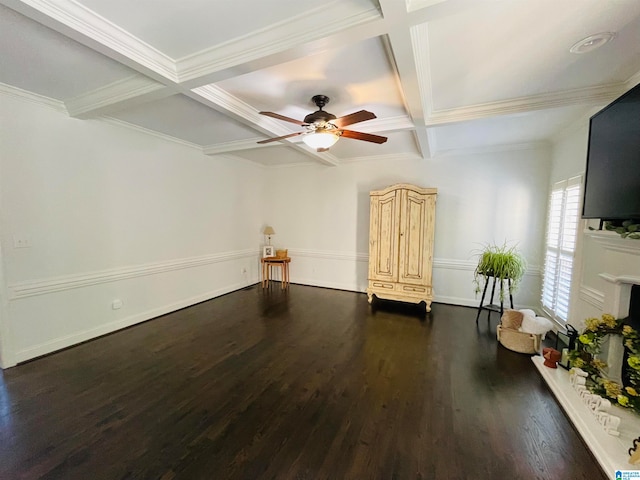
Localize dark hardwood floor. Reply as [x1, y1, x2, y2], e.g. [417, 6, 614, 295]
[0, 284, 605, 479]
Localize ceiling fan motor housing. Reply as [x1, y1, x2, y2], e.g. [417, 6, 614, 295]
[304, 94, 337, 125]
[304, 110, 337, 124]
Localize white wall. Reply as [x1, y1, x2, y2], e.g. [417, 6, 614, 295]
[264, 148, 551, 309]
[551, 115, 640, 330]
[0, 91, 557, 368]
[0, 94, 265, 366]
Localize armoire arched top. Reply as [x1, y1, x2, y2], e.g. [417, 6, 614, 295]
[369, 183, 438, 197]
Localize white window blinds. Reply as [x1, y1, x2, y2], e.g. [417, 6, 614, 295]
[541, 176, 582, 322]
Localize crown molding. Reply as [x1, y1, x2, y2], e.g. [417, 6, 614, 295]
[433, 141, 549, 158]
[176, 1, 381, 83]
[266, 161, 322, 169]
[100, 116, 201, 150]
[426, 83, 627, 126]
[360, 115, 414, 133]
[550, 76, 640, 144]
[406, 0, 449, 12]
[6, 0, 177, 81]
[203, 139, 273, 156]
[65, 75, 169, 118]
[340, 152, 422, 164]
[0, 82, 67, 112]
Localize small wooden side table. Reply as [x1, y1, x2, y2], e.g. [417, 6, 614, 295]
[261, 257, 291, 289]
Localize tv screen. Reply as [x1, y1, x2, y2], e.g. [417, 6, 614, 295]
[582, 82, 640, 220]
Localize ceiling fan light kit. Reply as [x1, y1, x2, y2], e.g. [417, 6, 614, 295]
[302, 131, 340, 149]
[258, 95, 387, 152]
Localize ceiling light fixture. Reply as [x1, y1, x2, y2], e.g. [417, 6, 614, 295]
[569, 32, 616, 54]
[302, 131, 340, 150]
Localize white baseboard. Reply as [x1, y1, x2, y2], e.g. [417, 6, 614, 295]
[14, 280, 250, 364]
[291, 277, 366, 293]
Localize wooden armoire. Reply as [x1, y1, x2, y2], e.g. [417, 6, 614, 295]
[366, 184, 437, 311]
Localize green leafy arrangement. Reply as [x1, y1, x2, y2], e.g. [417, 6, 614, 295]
[569, 314, 640, 414]
[473, 243, 527, 299]
[604, 220, 640, 239]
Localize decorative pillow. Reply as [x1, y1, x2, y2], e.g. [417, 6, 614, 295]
[501, 309, 524, 330]
[519, 309, 537, 319]
[520, 314, 554, 336]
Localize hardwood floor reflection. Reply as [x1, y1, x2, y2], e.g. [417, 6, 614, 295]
[0, 284, 605, 479]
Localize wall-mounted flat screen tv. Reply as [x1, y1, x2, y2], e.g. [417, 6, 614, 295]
[582, 82, 640, 220]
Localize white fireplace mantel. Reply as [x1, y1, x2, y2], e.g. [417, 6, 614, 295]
[598, 273, 640, 319]
[586, 230, 640, 256]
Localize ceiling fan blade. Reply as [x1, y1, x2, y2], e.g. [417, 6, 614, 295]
[257, 131, 304, 144]
[332, 110, 376, 128]
[339, 129, 387, 144]
[259, 111, 306, 126]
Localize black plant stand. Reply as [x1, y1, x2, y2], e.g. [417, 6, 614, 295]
[475, 275, 514, 324]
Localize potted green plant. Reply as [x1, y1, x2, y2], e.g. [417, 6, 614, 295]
[473, 243, 527, 300]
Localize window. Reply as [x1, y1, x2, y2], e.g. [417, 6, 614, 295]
[541, 176, 582, 322]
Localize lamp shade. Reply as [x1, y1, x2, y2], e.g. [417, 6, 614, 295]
[302, 132, 339, 149]
[263, 226, 275, 236]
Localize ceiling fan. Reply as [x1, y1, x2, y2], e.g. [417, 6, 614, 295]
[257, 95, 387, 152]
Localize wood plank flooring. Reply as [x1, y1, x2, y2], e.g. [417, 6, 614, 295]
[0, 284, 606, 479]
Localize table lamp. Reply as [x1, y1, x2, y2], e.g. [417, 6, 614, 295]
[263, 226, 275, 245]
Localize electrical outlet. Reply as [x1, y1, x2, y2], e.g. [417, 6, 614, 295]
[112, 299, 123, 310]
[13, 235, 31, 248]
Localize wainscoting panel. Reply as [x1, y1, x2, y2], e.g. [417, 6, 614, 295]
[6, 248, 542, 365]
[579, 285, 605, 310]
[8, 250, 260, 364]
[286, 249, 542, 310]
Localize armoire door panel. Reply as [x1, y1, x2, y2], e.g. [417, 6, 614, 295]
[368, 190, 399, 281]
[399, 190, 427, 284]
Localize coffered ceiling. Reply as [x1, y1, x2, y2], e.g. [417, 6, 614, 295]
[2, 0, 640, 166]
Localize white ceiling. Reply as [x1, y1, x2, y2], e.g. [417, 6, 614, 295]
[2, 0, 640, 167]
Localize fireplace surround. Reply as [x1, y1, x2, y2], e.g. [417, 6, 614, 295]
[534, 231, 640, 479]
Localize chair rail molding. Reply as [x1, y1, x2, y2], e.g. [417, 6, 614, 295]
[8, 249, 259, 300]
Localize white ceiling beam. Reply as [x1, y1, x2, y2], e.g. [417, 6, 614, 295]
[175, 16, 390, 88]
[0, 0, 384, 164]
[176, 1, 383, 86]
[0, 0, 177, 83]
[65, 76, 174, 118]
[378, 0, 431, 157]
